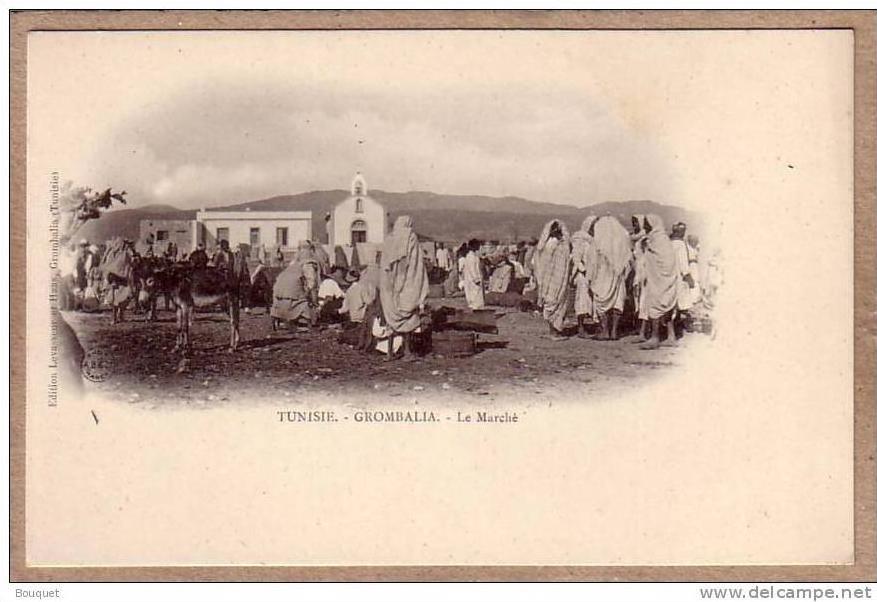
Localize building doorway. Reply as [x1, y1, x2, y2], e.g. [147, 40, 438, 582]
[351, 219, 367, 244]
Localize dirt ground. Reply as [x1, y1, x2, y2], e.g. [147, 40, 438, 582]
[64, 298, 701, 409]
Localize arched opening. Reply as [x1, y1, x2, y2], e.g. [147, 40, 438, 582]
[351, 219, 367, 244]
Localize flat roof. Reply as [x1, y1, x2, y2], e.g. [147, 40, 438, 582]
[196, 210, 312, 220]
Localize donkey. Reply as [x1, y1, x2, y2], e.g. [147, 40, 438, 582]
[169, 248, 250, 354]
[131, 255, 176, 322]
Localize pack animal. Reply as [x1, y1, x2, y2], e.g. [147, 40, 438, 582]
[167, 249, 250, 353]
[131, 255, 186, 321]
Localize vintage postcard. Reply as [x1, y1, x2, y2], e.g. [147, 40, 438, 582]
[11, 10, 875, 581]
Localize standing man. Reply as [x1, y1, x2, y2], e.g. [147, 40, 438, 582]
[435, 242, 451, 273]
[212, 239, 231, 270]
[189, 242, 208, 269]
[461, 239, 485, 309]
[631, 215, 650, 342]
[685, 233, 702, 305]
[584, 216, 631, 341]
[671, 222, 696, 329]
[379, 216, 430, 361]
[640, 215, 681, 349]
[314, 243, 331, 278]
[570, 216, 597, 337]
[142, 232, 155, 257]
[534, 220, 572, 339]
[73, 239, 92, 308]
[220, 242, 250, 349]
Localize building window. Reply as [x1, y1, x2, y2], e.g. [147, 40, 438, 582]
[156, 230, 169, 241]
[216, 227, 229, 243]
[351, 219, 367, 244]
[355, 197, 363, 213]
[276, 227, 288, 247]
[250, 227, 260, 247]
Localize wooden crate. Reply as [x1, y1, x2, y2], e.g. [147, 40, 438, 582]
[430, 331, 477, 357]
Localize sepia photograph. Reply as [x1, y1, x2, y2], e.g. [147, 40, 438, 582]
[12, 9, 874, 583]
[42, 31, 721, 407]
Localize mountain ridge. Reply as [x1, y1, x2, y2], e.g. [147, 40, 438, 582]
[76, 189, 702, 245]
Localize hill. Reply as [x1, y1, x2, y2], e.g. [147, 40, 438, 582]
[77, 190, 702, 245]
[211, 190, 702, 242]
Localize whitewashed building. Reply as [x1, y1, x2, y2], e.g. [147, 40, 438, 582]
[327, 173, 387, 248]
[139, 218, 200, 257]
[140, 173, 388, 262]
[195, 208, 312, 253]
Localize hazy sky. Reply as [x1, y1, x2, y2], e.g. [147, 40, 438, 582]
[28, 30, 851, 213]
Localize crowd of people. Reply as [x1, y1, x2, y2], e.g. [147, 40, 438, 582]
[59, 233, 256, 313]
[59, 211, 721, 359]
[270, 216, 430, 361]
[268, 212, 720, 359]
[427, 214, 720, 347]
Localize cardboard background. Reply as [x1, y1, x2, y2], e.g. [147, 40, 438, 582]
[10, 9, 876, 582]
